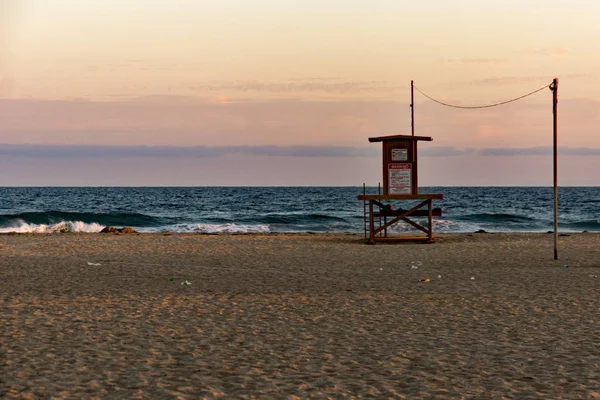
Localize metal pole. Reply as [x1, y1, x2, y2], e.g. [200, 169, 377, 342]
[411, 80, 415, 136]
[551, 78, 559, 260]
[363, 183, 367, 241]
[411, 80, 417, 184]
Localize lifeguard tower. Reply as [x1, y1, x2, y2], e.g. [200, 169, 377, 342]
[357, 134, 443, 243]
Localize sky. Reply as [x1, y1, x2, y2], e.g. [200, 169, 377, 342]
[1, 0, 600, 186]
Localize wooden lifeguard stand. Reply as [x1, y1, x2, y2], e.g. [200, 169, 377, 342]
[357, 134, 443, 243]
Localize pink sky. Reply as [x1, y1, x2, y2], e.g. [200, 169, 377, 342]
[1, 0, 600, 185]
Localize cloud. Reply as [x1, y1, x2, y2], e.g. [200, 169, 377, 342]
[477, 147, 550, 156]
[192, 80, 403, 94]
[3, 144, 599, 160]
[288, 77, 341, 82]
[420, 147, 475, 157]
[446, 58, 507, 64]
[561, 147, 600, 156]
[519, 47, 568, 57]
[421, 146, 600, 157]
[0, 144, 380, 158]
[466, 76, 554, 86]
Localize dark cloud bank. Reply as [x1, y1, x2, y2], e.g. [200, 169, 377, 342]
[0, 144, 599, 158]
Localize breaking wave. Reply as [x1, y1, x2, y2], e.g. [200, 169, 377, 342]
[0, 220, 105, 233]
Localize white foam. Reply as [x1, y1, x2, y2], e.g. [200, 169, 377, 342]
[384, 218, 479, 233]
[154, 223, 271, 234]
[0, 220, 105, 233]
[191, 223, 270, 233]
[0, 220, 270, 234]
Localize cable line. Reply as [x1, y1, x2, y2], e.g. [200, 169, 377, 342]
[413, 83, 552, 109]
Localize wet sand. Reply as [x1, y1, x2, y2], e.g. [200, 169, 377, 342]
[2, 232, 600, 398]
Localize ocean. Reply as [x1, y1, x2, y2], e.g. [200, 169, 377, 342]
[0, 187, 598, 234]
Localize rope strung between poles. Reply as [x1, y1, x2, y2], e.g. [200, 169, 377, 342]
[413, 82, 552, 109]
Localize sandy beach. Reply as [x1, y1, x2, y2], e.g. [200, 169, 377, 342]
[2, 232, 600, 398]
